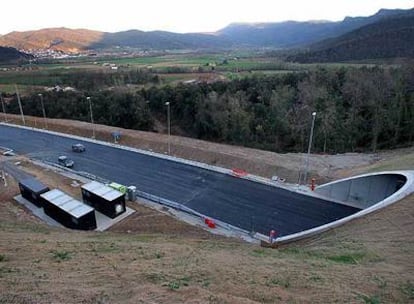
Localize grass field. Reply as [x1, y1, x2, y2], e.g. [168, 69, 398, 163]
[0, 52, 395, 92]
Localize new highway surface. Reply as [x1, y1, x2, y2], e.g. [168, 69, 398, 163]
[0, 124, 360, 236]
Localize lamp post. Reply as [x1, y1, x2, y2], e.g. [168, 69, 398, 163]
[0, 92, 7, 122]
[15, 84, 25, 125]
[87, 96, 95, 139]
[165, 101, 171, 154]
[303, 112, 317, 185]
[38, 93, 47, 129]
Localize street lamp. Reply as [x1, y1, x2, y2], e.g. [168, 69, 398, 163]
[303, 112, 317, 185]
[87, 96, 95, 139]
[0, 92, 7, 122]
[165, 101, 171, 154]
[15, 84, 25, 125]
[38, 93, 47, 129]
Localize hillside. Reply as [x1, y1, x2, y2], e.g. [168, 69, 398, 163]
[289, 12, 414, 62]
[217, 21, 335, 48]
[0, 117, 413, 303]
[217, 8, 412, 48]
[0, 28, 231, 53]
[0, 46, 33, 63]
[0, 8, 412, 52]
[0, 27, 103, 52]
[89, 30, 231, 50]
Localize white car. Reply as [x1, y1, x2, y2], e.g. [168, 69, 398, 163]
[58, 155, 74, 168]
[72, 143, 86, 152]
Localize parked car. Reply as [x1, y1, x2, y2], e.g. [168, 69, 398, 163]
[58, 155, 74, 168]
[72, 143, 86, 152]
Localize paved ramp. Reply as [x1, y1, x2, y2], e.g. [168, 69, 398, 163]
[0, 124, 360, 236]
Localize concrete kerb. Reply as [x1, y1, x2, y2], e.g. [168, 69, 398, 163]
[272, 170, 414, 244]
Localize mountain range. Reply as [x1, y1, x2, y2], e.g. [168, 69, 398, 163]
[289, 10, 414, 62]
[217, 8, 412, 47]
[0, 8, 413, 62]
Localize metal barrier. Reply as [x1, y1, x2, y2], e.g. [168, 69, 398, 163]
[133, 188, 252, 236]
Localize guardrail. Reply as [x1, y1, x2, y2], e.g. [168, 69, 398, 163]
[133, 188, 253, 237]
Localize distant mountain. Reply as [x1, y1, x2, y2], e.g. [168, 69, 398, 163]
[0, 28, 103, 52]
[89, 30, 231, 50]
[288, 11, 414, 62]
[0, 46, 33, 63]
[217, 8, 413, 48]
[0, 27, 231, 52]
[0, 8, 412, 53]
[217, 21, 335, 47]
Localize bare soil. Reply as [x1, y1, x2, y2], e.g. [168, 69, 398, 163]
[0, 116, 413, 303]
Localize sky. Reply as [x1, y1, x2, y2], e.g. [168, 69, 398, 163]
[1, 0, 413, 34]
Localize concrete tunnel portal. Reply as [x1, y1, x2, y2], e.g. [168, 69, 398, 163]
[315, 173, 408, 209]
[275, 171, 414, 243]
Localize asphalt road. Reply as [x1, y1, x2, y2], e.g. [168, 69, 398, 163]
[0, 124, 359, 236]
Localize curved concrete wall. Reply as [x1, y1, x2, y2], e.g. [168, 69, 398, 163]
[314, 173, 407, 209]
[273, 170, 414, 244]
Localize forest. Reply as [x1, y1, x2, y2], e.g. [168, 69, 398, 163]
[2, 64, 413, 153]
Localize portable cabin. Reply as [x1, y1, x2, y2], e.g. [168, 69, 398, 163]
[40, 189, 97, 230]
[18, 178, 50, 207]
[81, 181, 126, 218]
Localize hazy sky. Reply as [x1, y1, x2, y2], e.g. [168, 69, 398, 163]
[1, 0, 413, 34]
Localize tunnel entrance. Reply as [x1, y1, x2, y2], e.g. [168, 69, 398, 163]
[315, 173, 408, 209]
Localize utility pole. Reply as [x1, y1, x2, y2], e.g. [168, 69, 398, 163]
[303, 112, 317, 185]
[15, 85, 25, 125]
[38, 93, 47, 129]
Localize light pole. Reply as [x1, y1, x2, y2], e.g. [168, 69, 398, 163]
[165, 101, 171, 154]
[38, 93, 47, 129]
[303, 112, 317, 185]
[0, 92, 7, 122]
[15, 84, 25, 125]
[87, 96, 95, 139]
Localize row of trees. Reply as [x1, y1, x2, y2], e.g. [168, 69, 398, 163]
[3, 65, 413, 153]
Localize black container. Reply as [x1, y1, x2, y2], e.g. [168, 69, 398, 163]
[18, 178, 50, 207]
[40, 189, 97, 230]
[81, 181, 126, 219]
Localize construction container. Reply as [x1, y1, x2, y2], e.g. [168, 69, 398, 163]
[81, 181, 126, 218]
[40, 189, 96, 230]
[108, 182, 127, 194]
[18, 178, 50, 207]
